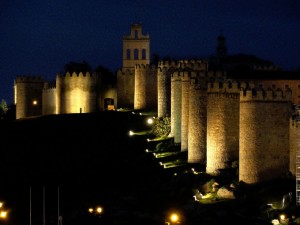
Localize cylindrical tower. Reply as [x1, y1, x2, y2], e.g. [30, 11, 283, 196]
[170, 70, 182, 144]
[239, 88, 292, 184]
[134, 64, 157, 111]
[56, 72, 99, 114]
[42, 82, 56, 115]
[206, 81, 240, 175]
[157, 61, 176, 118]
[290, 112, 300, 176]
[188, 72, 207, 163]
[14, 76, 44, 119]
[116, 68, 135, 109]
[181, 71, 191, 152]
[134, 65, 147, 110]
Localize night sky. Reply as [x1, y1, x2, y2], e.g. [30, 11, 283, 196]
[1, 0, 299, 105]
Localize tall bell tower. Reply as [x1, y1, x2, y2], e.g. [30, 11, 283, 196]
[122, 23, 150, 69]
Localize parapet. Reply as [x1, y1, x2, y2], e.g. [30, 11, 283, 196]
[178, 60, 208, 71]
[158, 60, 178, 69]
[43, 81, 56, 89]
[171, 70, 193, 81]
[15, 76, 44, 83]
[207, 81, 240, 93]
[57, 72, 94, 78]
[135, 64, 157, 70]
[117, 68, 135, 76]
[240, 87, 292, 102]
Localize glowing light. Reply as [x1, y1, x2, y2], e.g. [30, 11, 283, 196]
[145, 149, 149, 152]
[139, 113, 142, 115]
[129, 131, 134, 136]
[147, 118, 154, 124]
[96, 207, 103, 214]
[0, 202, 3, 208]
[280, 214, 285, 220]
[170, 213, 179, 222]
[88, 208, 94, 213]
[33, 100, 38, 105]
[0, 211, 7, 219]
[271, 219, 280, 225]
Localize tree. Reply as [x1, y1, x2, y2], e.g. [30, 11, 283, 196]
[0, 99, 8, 120]
[151, 116, 171, 138]
[94, 65, 116, 85]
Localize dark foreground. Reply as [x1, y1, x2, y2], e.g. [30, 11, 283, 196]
[0, 111, 297, 225]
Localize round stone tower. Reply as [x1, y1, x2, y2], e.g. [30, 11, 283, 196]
[239, 87, 292, 184]
[206, 81, 240, 175]
[42, 82, 56, 115]
[290, 107, 300, 176]
[56, 72, 100, 114]
[188, 72, 207, 163]
[134, 64, 157, 111]
[181, 70, 191, 152]
[14, 76, 44, 119]
[170, 70, 182, 144]
[157, 61, 177, 118]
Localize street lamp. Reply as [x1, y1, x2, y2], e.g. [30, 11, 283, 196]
[170, 213, 179, 223]
[88, 206, 103, 217]
[165, 213, 180, 225]
[0, 211, 7, 219]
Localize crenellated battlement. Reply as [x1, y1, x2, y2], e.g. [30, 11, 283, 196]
[43, 81, 56, 89]
[15, 76, 44, 83]
[240, 87, 292, 102]
[177, 60, 208, 71]
[158, 60, 178, 68]
[135, 64, 157, 70]
[207, 81, 240, 93]
[171, 70, 194, 80]
[57, 71, 95, 78]
[117, 68, 134, 76]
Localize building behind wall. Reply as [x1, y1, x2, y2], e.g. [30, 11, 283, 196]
[117, 23, 154, 110]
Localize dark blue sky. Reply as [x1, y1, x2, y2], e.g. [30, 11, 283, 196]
[1, 0, 299, 105]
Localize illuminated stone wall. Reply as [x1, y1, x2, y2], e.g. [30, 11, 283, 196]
[134, 64, 157, 111]
[42, 83, 56, 115]
[56, 72, 100, 114]
[239, 88, 292, 184]
[157, 61, 177, 118]
[181, 71, 190, 151]
[14, 76, 44, 119]
[188, 73, 207, 163]
[206, 81, 240, 175]
[289, 115, 300, 176]
[171, 70, 182, 144]
[116, 69, 134, 109]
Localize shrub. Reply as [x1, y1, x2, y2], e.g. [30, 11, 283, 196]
[151, 116, 171, 138]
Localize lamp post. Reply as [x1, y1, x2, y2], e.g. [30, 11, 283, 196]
[0, 202, 8, 221]
[165, 213, 180, 225]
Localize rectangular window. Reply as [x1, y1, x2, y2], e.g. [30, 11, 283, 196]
[142, 49, 146, 60]
[126, 49, 130, 60]
[134, 49, 138, 60]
